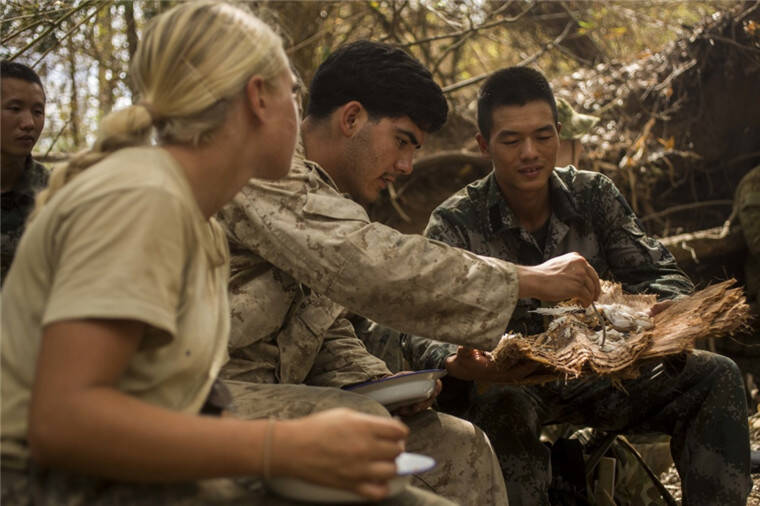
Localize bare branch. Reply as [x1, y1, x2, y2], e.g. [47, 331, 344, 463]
[640, 200, 734, 224]
[9, 0, 101, 63]
[441, 20, 574, 94]
[2, 19, 45, 45]
[32, 3, 105, 68]
[398, 1, 536, 49]
[43, 117, 72, 159]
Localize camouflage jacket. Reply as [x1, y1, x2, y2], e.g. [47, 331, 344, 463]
[219, 143, 519, 352]
[219, 157, 389, 386]
[735, 165, 760, 302]
[1, 158, 48, 285]
[408, 166, 694, 370]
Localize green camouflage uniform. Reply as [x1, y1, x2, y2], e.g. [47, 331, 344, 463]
[400, 167, 750, 505]
[1, 157, 48, 285]
[735, 165, 760, 314]
[215, 145, 510, 505]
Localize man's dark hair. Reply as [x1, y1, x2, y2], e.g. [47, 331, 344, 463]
[1, 60, 45, 94]
[306, 40, 448, 133]
[477, 66, 556, 141]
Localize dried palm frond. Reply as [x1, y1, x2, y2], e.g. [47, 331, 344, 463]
[492, 279, 749, 383]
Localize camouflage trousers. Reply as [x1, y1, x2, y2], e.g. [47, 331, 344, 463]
[223, 381, 508, 505]
[441, 350, 750, 506]
[2, 382, 508, 505]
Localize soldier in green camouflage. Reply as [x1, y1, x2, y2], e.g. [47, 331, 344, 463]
[735, 165, 760, 317]
[403, 67, 750, 506]
[1, 60, 48, 285]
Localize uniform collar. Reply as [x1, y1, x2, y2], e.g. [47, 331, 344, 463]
[484, 167, 583, 236]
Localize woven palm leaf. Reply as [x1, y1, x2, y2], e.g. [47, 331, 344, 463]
[492, 279, 749, 383]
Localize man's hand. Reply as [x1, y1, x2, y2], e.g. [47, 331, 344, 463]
[517, 252, 601, 307]
[392, 376, 443, 417]
[445, 346, 542, 383]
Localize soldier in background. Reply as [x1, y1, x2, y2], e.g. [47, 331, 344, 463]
[735, 164, 760, 319]
[1, 60, 48, 285]
[554, 97, 599, 168]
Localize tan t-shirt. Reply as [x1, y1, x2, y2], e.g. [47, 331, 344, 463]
[1, 147, 230, 461]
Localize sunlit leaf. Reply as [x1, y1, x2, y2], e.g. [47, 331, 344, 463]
[657, 136, 675, 151]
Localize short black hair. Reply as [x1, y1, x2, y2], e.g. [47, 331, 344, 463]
[1, 60, 45, 94]
[306, 40, 448, 133]
[477, 66, 556, 141]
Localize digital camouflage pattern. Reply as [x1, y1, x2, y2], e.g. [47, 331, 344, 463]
[399, 167, 750, 505]
[449, 351, 750, 506]
[425, 167, 694, 336]
[218, 143, 519, 351]
[735, 165, 760, 309]
[1, 158, 47, 285]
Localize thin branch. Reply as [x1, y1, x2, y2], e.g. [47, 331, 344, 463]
[1, 8, 69, 23]
[43, 117, 72, 159]
[286, 10, 365, 55]
[696, 33, 760, 54]
[32, 3, 106, 68]
[2, 18, 45, 45]
[640, 200, 733, 224]
[9, 0, 99, 62]
[441, 20, 574, 94]
[431, 29, 475, 76]
[399, 1, 536, 49]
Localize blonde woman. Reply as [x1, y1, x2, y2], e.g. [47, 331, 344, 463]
[0, 3, 452, 505]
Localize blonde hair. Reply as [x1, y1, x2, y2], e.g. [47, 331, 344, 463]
[32, 1, 288, 219]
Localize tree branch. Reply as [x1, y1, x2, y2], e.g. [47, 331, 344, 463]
[640, 200, 733, 224]
[9, 0, 100, 62]
[441, 20, 574, 94]
[32, 3, 105, 68]
[398, 1, 535, 48]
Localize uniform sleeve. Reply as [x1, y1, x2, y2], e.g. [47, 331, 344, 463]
[219, 164, 518, 351]
[44, 188, 187, 345]
[305, 316, 391, 388]
[593, 175, 694, 299]
[397, 209, 473, 368]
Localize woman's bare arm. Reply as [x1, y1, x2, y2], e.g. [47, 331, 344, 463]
[28, 319, 407, 500]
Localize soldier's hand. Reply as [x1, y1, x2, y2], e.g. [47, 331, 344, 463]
[446, 347, 546, 384]
[273, 408, 407, 501]
[516, 252, 600, 306]
[391, 376, 442, 417]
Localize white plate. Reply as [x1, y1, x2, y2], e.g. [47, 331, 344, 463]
[266, 452, 436, 503]
[344, 369, 447, 411]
